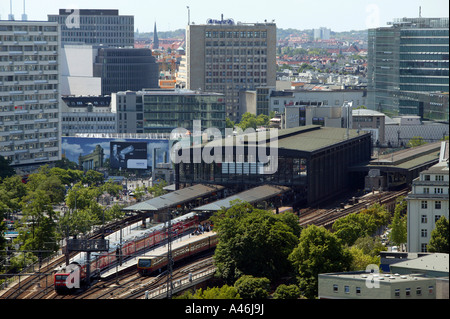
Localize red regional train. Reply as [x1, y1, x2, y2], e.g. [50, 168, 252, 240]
[54, 213, 198, 293]
[137, 231, 218, 275]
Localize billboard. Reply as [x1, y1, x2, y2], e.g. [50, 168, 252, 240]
[61, 137, 169, 170]
[110, 141, 147, 169]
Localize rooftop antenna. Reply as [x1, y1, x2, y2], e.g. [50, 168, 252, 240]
[419, 6, 422, 18]
[8, 0, 15, 20]
[186, 6, 190, 25]
[22, 0, 27, 21]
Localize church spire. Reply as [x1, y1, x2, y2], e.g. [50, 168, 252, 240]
[153, 22, 159, 50]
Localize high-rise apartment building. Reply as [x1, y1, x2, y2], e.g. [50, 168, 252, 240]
[367, 17, 449, 122]
[0, 20, 61, 169]
[185, 19, 277, 121]
[48, 9, 134, 47]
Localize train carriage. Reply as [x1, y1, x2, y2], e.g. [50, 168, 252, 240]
[137, 232, 218, 276]
[54, 213, 199, 292]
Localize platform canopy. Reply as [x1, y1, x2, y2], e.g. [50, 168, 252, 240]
[123, 184, 224, 212]
[192, 185, 290, 212]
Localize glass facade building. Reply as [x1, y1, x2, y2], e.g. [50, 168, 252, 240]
[112, 90, 226, 134]
[93, 48, 159, 95]
[367, 18, 449, 122]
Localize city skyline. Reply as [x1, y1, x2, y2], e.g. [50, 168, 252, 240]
[0, 0, 448, 32]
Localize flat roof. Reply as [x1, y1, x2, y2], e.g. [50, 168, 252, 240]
[193, 125, 370, 154]
[275, 125, 369, 153]
[193, 185, 290, 212]
[123, 184, 224, 212]
[390, 253, 449, 274]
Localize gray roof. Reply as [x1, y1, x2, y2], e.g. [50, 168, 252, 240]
[390, 253, 449, 277]
[193, 185, 290, 212]
[123, 184, 224, 211]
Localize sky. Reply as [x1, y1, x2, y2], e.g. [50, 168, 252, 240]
[1, 0, 448, 32]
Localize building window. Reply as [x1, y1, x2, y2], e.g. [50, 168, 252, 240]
[424, 175, 430, 181]
[395, 289, 400, 297]
[435, 175, 444, 181]
[429, 286, 434, 294]
[356, 287, 361, 295]
[423, 187, 429, 194]
[421, 215, 428, 223]
[434, 188, 443, 194]
[435, 215, 441, 222]
[344, 286, 350, 294]
[333, 284, 338, 293]
[421, 229, 427, 237]
[405, 288, 411, 297]
[421, 243, 428, 252]
[421, 201, 427, 209]
[416, 287, 422, 296]
[435, 201, 441, 209]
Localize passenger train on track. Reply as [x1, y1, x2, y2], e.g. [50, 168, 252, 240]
[54, 213, 199, 293]
[137, 231, 218, 275]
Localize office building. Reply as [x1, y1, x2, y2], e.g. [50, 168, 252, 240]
[48, 9, 134, 47]
[111, 89, 226, 134]
[93, 48, 159, 95]
[185, 19, 277, 121]
[406, 141, 449, 252]
[367, 17, 449, 121]
[0, 20, 61, 169]
[61, 96, 116, 136]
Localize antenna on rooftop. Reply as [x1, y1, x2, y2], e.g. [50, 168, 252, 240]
[8, 0, 15, 20]
[22, 0, 28, 21]
[419, 6, 422, 18]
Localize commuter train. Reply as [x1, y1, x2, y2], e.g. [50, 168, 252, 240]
[137, 231, 218, 276]
[54, 213, 198, 293]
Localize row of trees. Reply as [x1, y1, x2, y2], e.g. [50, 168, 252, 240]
[0, 166, 126, 273]
[179, 199, 448, 299]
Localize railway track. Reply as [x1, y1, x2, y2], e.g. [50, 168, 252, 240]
[0, 213, 145, 300]
[299, 189, 409, 229]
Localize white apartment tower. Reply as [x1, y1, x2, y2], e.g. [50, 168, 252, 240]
[185, 19, 276, 121]
[406, 142, 449, 252]
[0, 20, 61, 169]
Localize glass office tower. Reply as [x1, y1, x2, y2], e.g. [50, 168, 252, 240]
[367, 18, 449, 122]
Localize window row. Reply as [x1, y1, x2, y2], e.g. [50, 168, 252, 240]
[421, 200, 443, 209]
[205, 31, 267, 39]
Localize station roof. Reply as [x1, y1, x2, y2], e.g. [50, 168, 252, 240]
[274, 125, 367, 153]
[123, 184, 224, 212]
[192, 125, 369, 154]
[365, 141, 442, 171]
[192, 185, 290, 212]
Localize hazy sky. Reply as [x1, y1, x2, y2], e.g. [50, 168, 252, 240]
[1, 0, 448, 32]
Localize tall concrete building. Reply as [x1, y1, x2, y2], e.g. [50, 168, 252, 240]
[48, 9, 134, 47]
[0, 20, 61, 169]
[367, 17, 449, 122]
[185, 18, 277, 121]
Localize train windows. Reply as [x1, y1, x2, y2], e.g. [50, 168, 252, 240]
[138, 259, 152, 268]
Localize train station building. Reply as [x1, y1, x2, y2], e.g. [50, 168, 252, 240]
[173, 125, 373, 206]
